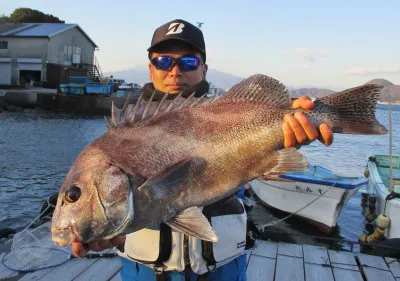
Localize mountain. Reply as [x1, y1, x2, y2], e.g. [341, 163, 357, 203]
[364, 78, 400, 103]
[290, 78, 399, 102]
[104, 66, 243, 90]
[105, 67, 399, 102]
[289, 88, 335, 99]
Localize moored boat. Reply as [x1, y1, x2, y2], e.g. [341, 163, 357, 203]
[250, 165, 367, 233]
[366, 154, 400, 239]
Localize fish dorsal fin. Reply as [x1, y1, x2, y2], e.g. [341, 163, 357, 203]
[166, 207, 219, 242]
[104, 81, 210, 130]
[215, 74, 292, 108]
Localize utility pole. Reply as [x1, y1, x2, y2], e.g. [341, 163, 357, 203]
[196, 22, 204, 29]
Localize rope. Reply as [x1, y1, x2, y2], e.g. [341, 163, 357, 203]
[255, 181, 336, 230]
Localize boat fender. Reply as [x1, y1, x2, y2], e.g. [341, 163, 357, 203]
[363, 168, 370, 178]
[359, 227, 385, 244]
[366, 213, 377, 223]
[366, 196, 377, 223]
[376, 214, 391, 229]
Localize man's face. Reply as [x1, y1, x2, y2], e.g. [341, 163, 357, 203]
[149, 43, 208, 94]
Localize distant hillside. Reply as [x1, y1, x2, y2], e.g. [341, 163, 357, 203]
[364, 78, 400, 103]
[105, 67, 399, 102]
[290, 78, 399, 102]
[289, 88, 335, 99]
[104, 66, 243, 90]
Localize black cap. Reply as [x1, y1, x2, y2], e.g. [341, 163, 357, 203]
[147, 19, 206, 62]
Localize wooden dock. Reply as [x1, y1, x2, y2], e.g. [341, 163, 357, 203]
[1, 239, 400, 281]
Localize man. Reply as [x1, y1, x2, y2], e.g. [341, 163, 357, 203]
[72, 19, 333, 280]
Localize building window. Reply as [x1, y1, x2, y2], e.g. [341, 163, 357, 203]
[0, 41, 8, 49]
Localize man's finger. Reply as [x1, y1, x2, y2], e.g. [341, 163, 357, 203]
[318, 123, 334, 146]
[72, 242, 89, 258]
[282, 121, 296, 148]
[284, 114, 308, 144]
[291, 96, 314, 110]
[294, 112, 318, 142]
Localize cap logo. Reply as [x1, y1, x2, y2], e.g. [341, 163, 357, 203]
[165, 22, 185, 35]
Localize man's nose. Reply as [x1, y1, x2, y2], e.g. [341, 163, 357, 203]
[169, 64, 182, 76]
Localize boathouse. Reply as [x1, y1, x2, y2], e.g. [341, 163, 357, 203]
[0, 23, 99, 88]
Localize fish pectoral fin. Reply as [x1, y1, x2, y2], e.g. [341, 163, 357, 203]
[138, 158, 193, 200]
[166, 207, 219, 242]
[262, 148, 308, 181]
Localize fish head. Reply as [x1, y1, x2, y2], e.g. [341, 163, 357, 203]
[51, 145, 143, 245]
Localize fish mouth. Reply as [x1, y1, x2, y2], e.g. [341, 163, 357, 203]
[51, 225, 82, 246]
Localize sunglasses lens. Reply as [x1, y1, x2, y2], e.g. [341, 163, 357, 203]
[151, 56, 200, 71]
[178, 57, 200, 71]
[152, 56, 174, 70]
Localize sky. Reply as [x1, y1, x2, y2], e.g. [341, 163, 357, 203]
[2, 0, 400, 89]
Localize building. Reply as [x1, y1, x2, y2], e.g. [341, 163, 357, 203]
[0, 23, 99, 87]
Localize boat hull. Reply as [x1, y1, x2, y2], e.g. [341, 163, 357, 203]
[367, 155, 400, 239]
[250, 165, 365, 234]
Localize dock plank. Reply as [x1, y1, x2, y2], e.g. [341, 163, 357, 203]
[34, 257, 110, 281]
[246, 255, 275, 281]
[332, 268, 363, 281]
[275, 255, 304, 281]
[304, 263, 334, 281]
[17, 249, 115, 281]
[357, 253, 389, 271]
[328, 250, 359, 271]
[386, 258, 400, 278]
[0, 252, 19, 280]
[303, 244, 330, 265]
[251, 240, 277, 259]
[363, 267, 396, 281]
[278, 242, 303, 258]
[109, 272, 122, 281]
[73, 256, 122, 281]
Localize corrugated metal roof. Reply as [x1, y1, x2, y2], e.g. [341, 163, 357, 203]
[0, 23, 27, 34]
[15, 23, 76, 36]
[0, 23, 97, 47]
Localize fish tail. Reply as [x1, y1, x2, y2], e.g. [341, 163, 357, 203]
[317, 84, 387, 135]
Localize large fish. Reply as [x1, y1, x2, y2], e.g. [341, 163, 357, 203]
[51, 74, 387, 245]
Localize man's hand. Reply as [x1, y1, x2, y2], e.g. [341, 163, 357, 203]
[283, 96, 333, 148]
[71, 236, 126, 258]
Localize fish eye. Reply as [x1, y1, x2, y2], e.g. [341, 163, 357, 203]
[65, 186, 81, 203]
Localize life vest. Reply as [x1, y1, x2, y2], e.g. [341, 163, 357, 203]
[116, 195, 248, 275]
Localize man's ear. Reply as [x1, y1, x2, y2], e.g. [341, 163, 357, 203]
[149, 62, 153, 81]
[202, 64, 208, 80]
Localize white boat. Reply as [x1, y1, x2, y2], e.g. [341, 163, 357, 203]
[250, 165, 367, 233]
[366, 154, 400, 238]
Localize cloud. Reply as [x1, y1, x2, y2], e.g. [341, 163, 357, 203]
[284, 48, 328, 63]
[281, 67, 292, 72]
[344, 67, 400, 76]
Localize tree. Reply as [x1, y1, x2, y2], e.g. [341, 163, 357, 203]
[7, 8, 64, 23]
[0, 14, 11, 23]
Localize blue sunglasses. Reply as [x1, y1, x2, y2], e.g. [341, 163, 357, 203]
[151, 56, 201, 72]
